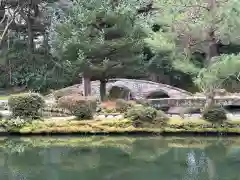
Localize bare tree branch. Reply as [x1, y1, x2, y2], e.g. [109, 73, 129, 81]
[237, 72, 240, 81]
[0, 3, 21, 46]
[0, 11, 6, 24]
[0, 0, 30, 47]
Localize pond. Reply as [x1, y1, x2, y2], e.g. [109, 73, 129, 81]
[0, 136, 240, 180]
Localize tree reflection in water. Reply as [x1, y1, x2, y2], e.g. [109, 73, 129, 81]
[0, 137, 239, 180]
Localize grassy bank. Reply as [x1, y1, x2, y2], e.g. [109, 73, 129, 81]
[1, 117, 240, 136]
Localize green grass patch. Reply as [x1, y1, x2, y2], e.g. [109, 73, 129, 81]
[0, 92, 27, 100]
[0, 95, 9, 100]
[168, 118, 211, 125]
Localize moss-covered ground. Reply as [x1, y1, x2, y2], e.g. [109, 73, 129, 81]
[1, 116, 240, 135]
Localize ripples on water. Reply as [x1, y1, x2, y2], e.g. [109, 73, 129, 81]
[0, 136, 240, 180]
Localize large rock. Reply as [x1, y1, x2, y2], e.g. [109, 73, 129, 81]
[47, 85, 83, 99]
[0, 100, 8, 110]
[0, 110, 11, 119]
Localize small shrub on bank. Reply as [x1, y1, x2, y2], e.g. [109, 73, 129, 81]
[58, 95, 97, 119]
[115, 99, 134, 113]
[154, 110, 170, 125]
[0, 118, 26, 131]
[202, 107, 227, 123]
[8, 93, 45, 118]
[124, 106, 157, 127]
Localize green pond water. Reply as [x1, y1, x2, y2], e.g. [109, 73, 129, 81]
[1, 136, 240, 180]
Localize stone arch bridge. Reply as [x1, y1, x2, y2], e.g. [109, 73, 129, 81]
[80, 78, 192, 99]
[79, 78, 192, 113]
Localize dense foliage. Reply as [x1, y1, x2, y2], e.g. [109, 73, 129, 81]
[125, 105, 157, 127]
[8, 93, 45, 118]
[0, 0, 239, 98]
[115, 99, 135, 113]
[0, 0, 78, 92]
[202, 107, 227, 123]
[124, 104, 169, 127]
[57, 95, 97, 119]
[49, 0, 150, 99]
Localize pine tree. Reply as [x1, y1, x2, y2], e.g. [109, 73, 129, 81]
[49, 0, 149, 100]
[146, 0, 240, 114]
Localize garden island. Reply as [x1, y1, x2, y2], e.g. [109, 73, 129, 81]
[0, 81, 240, 135]
[0, 0, 240, 136]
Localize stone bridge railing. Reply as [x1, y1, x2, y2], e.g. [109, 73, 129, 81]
[149, 96, 240, 108]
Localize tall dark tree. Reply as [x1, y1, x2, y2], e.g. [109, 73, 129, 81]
[50, 0, 149, 100]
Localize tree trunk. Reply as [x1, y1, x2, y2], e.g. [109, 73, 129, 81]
[203, 0, 219, 113]
[100, 79, 107, 101]
[202, 33, 218, 115]
[27, 3, 34, 56]
[205, 34, 219, 66]
[205, 0, 218, 65]
[201, 89, 215, 116]
[27, 18, 34, 55]
[149, 73, 158, 82]
[0, 5, 20, 48]
[82, 76, 91, 96]
[43, 32, 49, 54]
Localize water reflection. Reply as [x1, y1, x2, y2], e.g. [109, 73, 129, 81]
[0, 137, 240, 180]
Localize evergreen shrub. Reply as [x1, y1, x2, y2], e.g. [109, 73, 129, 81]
[115, 99, 134, 113]
[58, 95, 97, 119]
[8, 93, 45, 118]
[202, 107, 227, 123]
